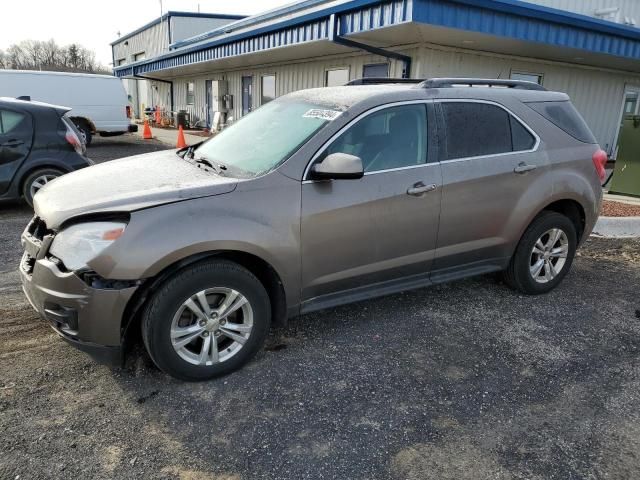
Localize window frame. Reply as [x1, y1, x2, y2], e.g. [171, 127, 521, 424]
[186, 81, 195, 106]
[303, 100, 438, 181]
[362, 63, 390, 78]
[260, 74, 277, 105]
[435, 99, 540, 163]
[325, 67, 350, 87]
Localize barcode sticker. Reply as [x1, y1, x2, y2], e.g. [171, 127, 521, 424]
[303, 109, 342, 121]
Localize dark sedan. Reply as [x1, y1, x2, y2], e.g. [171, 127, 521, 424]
[0, 97, 92, 206]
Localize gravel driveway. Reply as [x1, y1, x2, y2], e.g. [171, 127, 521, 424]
[1, 136, 640, 479]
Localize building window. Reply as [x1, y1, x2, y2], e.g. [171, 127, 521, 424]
[117, 58, 126, 66]
[261, 74, 276, 104]
[186, 82, 195, 105]
[510, 71, 543, 85]
[363, 63, 389, 78]
[133, 51, 145, 62]
[624, 92, 638, 115]
[325, 68, 350, 87]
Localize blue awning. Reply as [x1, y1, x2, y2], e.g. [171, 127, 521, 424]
[114, 0, 640, 78]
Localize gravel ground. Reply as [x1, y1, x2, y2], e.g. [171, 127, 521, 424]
[602, 200, 640, 217]
[1, 137, 640, 479]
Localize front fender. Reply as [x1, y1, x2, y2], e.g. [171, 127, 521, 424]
[89, 177, 302, 308]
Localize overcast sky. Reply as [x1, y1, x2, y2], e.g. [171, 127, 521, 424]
[0, 0, 294, 66]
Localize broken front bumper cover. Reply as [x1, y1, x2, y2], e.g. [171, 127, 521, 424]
[20, 255, 138, 367]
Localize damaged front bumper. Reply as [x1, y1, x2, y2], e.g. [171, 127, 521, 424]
[20, 220, 138, 366]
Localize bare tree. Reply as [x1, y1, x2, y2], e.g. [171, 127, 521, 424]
[1, 39, 110, 74]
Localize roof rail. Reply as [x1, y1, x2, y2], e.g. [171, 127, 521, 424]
[346, 77, 425, 86]
[419, 78, 547, 91]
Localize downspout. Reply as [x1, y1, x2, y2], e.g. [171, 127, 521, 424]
[134, 73, 174, 112]
[328, 13, 411, 78]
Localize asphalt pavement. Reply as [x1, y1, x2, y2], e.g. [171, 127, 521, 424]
[1, 135, 639, 479]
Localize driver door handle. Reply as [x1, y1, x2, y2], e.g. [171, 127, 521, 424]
[514, 162, 537, 174]
[1, 139, 24, 148]
[407, 182, 437, 196]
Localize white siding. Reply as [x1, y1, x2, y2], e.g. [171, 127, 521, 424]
[526, 0, 640, 25]
[112, 22, 169, 64]
[170, 17, 241, 44]
[160, 44, 640, 153]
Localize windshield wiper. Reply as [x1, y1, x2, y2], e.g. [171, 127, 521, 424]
[195, 157, 226, 176]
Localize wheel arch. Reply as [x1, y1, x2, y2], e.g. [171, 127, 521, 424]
[540, 199, 586, 243]
[121, 249, 288, 348]
[69, 116, 96, 133]
[18, 163, 70, 197]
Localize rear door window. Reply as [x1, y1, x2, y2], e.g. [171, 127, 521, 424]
[440, 102, 536, 160]
[0, 110, 27, 134]
[526, 101, 596, 144]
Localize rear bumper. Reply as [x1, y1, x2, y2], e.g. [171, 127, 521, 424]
[20, 254, 137, 366]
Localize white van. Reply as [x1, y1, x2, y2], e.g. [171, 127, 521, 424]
[0, 70, 137, 145]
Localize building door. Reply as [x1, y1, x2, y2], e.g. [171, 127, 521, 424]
[613, 87, 640, 157]
[241, 76, 253, 116]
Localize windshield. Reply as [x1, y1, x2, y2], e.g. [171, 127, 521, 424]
[193, 99, 340, 177]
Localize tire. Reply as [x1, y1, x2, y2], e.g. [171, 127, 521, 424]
[22, 168, 64, 207]
[76, 123, 93, 146]
[503, 211, 577, 295]
[141, 259, 271, 381]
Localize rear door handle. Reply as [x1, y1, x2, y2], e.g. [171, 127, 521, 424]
[1, 140, 24, 148]
[514, 162, 537, 174]
[407, 182, 437, 196]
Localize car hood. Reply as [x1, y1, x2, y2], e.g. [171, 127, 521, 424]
[34, 149, 238, 229]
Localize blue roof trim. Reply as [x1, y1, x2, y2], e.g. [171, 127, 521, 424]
[114, 0, 640, 78]
[111, 11, 247, 46]
[413, 0, 640, 59]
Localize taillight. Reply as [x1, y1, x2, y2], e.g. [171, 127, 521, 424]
[64, 123, 85, 155]
[126, 105, 132, 119]
[592, 149, 607, 182]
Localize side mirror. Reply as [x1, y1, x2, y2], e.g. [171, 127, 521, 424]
[310, 152, 364, 180]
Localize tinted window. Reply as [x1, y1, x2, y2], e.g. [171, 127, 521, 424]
[510, 116, 536, 151]
[527, 101, 596, 144]
[0, 110, 26, 134]
[442, 103, 512, 159]
[363, 63, 389, 78]
[323, 104, 427, 172]
[441, 102, 536, 159]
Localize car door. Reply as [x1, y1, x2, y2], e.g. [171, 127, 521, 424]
[300, 102, 442, 303]
[0, 107, 33, 195]
[432, 100, 549, 277]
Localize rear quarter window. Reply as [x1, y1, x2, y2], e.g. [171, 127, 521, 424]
[527, 101, 596, 144]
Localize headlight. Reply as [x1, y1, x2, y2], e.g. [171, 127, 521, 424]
[49, 222, 126, 271]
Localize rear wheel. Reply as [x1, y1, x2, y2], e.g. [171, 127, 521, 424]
[503, 211, 577, 294]
[141, 260, 271, 381]
[22, 168, 64, 207]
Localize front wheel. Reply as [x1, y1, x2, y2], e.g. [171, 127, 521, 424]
[141, 260, 271, 381]
[503, 211, 577, 294]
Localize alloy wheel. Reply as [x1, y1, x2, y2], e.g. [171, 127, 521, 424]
[29, 174, 58, 198]
[170, 287, 253, 366]
[529, 228, 569, 284]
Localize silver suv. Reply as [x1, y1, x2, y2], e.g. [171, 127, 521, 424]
[20, 78, 605, 381]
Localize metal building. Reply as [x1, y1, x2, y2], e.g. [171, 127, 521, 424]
[112, 0, 640, 157]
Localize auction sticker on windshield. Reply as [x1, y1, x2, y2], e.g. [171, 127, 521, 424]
[303, 109, 342, 121]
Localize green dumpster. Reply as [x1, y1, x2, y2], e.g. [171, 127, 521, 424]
[610, 115, 640, 197]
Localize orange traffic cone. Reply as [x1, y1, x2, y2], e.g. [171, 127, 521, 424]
[176, 125, 187, 149]
[142, 120, 153, 139]
[155, 106, 161, 124]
